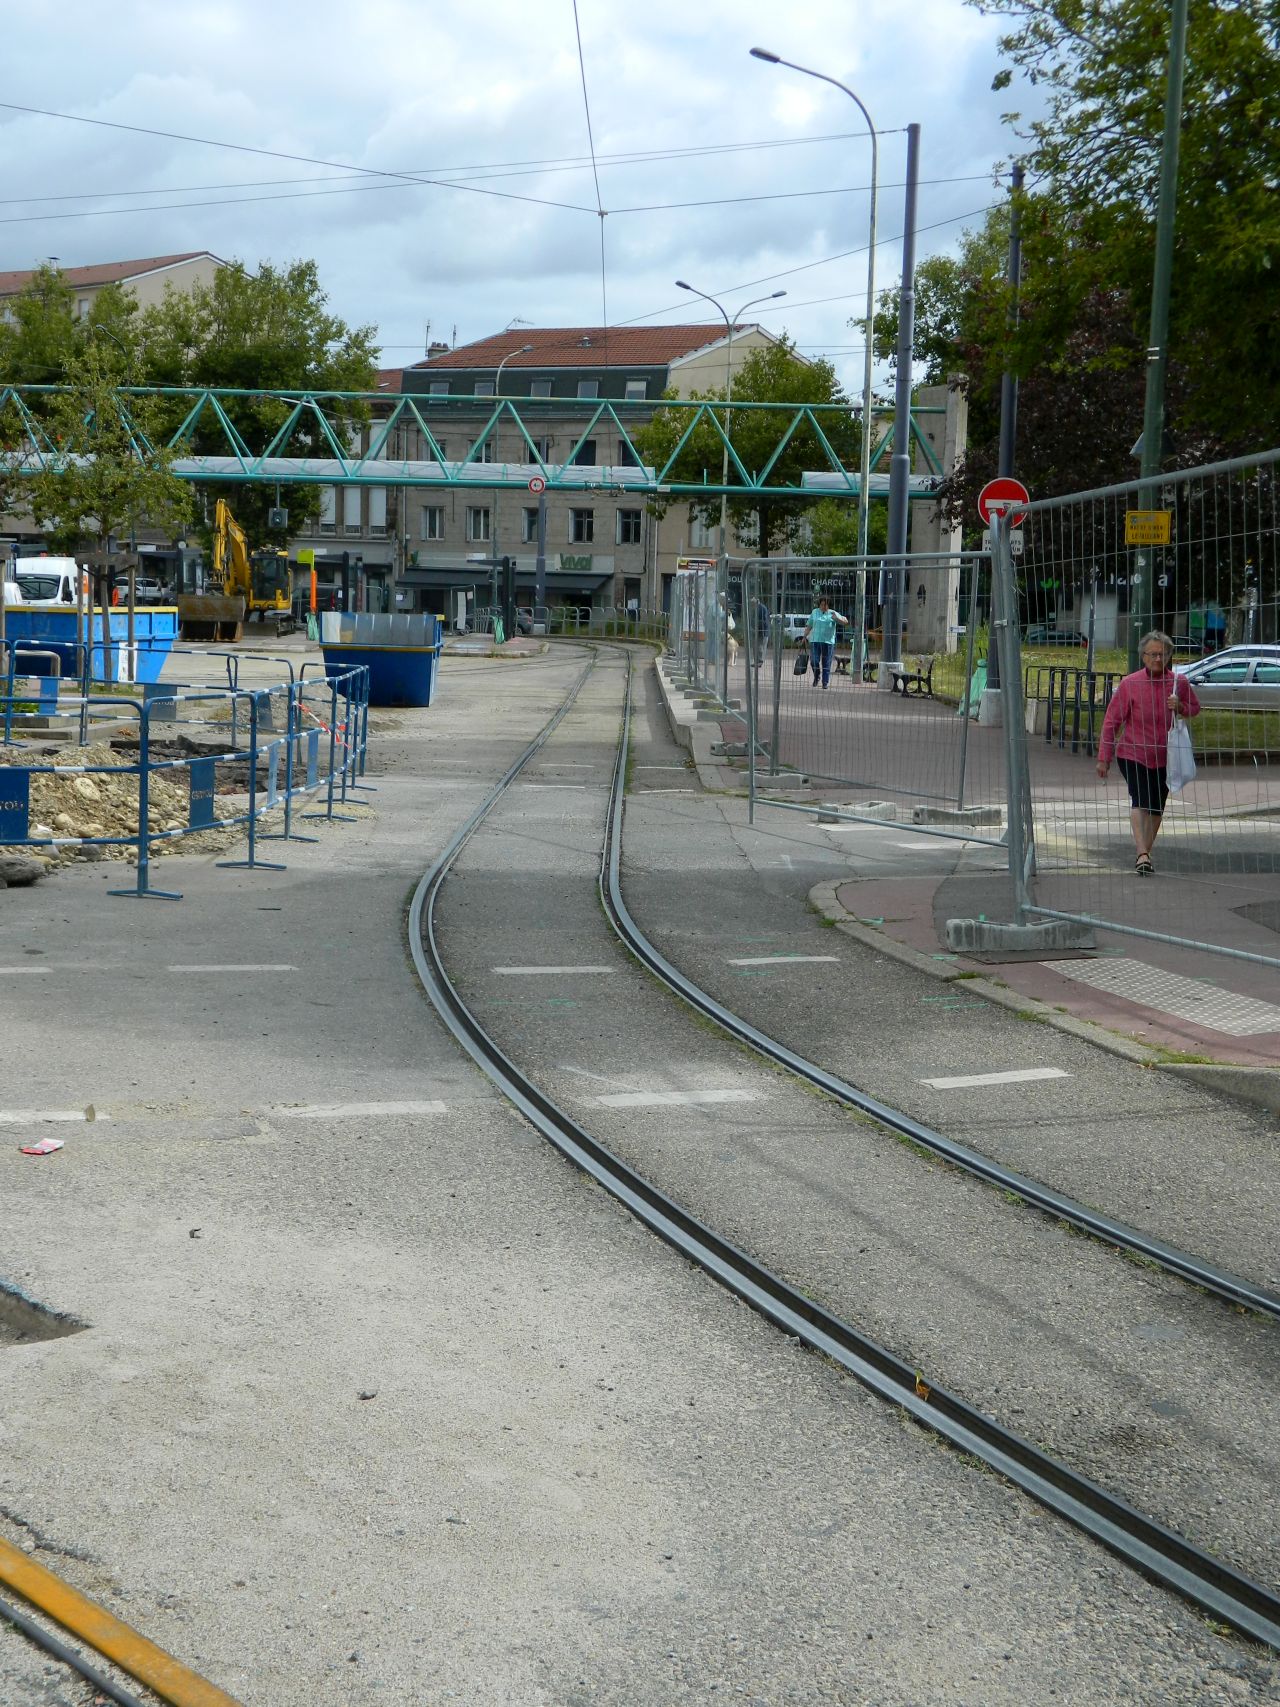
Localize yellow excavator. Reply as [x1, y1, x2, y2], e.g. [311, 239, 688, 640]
[177, 498, 293, 641]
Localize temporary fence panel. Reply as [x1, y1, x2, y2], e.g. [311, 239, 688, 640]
[743, 555, 1004, 839]
[1010, 448, 1280, 970]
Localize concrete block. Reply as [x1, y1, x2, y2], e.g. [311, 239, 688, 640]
[977, 688, 1004, 727]
[912, 805, 1003, 827]
[1024, 699, 1049, 736]
[944, 917, 1096, 953]
[820, 800, 897, 823]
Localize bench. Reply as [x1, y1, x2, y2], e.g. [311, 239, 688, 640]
[888, 654, 936, 697]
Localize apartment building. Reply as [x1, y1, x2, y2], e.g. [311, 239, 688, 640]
[0, 252, 229, 325]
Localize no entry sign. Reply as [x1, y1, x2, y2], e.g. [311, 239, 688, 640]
[977, 477, 1030, 527]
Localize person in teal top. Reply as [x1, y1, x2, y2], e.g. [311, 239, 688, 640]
[803, 594, 849, 687]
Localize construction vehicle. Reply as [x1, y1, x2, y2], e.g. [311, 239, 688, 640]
[177, 499, 293, 641]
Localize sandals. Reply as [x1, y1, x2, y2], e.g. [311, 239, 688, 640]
[1135, 854, 1154, 876]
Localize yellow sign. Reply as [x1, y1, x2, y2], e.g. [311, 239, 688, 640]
[1125, 509, 1172, 546]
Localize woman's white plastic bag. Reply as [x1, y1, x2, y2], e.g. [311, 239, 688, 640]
[1166, 718, 1197, 794]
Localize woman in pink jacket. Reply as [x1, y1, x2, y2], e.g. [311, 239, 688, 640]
[1096, 630, 1200, 874]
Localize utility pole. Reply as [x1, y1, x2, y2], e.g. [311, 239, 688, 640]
[880, 122, 920, 677]
[1129, 0, 1189, 668]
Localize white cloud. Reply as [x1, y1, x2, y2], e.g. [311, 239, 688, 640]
[0, 0, 1037, 391]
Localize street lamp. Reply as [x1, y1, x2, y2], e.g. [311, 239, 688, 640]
[751, 46, 878, 675]
[494, 342, 534, 397]
[675, 283, 788, 696]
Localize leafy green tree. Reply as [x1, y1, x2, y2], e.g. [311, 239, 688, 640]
[971, 0, 1280, 447]
[27, 337, 191, 561]
[802, 495, 889, 558]
[138, 259, 380, 546]
[632, 337, 858, 556]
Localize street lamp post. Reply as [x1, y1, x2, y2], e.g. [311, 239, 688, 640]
[751, 47, 878, 678]
[675, 281, 786, 699]
[492, 343, 534, 615]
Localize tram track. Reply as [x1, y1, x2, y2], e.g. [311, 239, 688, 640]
[410, 642, 1280, 1652]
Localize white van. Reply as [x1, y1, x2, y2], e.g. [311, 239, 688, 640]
[4, 558, 82, 607]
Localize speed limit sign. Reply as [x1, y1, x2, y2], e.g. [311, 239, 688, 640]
[528, 475, 546, 494]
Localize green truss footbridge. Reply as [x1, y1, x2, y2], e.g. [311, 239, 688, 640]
[0, 386, 948, 502]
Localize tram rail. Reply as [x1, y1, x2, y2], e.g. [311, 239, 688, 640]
[409, 641, 1280, 1652]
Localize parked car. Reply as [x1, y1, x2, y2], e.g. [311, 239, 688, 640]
[782, 613, 811, 645]
[1173, 645, 1280, 709]
[131, 577, 167, 604]
[1024, 623, 1083, 645]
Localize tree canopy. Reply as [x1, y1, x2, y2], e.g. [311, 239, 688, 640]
[873, 0, 1280, 529]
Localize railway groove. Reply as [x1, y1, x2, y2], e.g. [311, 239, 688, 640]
[409, 644, 1280, 1652]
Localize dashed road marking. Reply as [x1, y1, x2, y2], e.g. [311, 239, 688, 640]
[728, 955, 840, 966]
[597, 1089, 759, 1109]
[0, 1110, 111, 1124]
[0, 967, 51, 976]
[921, 1068, 1070, 1090]
[493, 964, 614, 976]
[168, 963, 298, 973]
[270, 1100, 448, 1119]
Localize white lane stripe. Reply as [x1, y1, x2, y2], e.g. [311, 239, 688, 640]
[519, 783, 588, 790]
[597, 1089, 759, 1108]
[167, 963, 298, 972]
[921, 1068, 1070, 1090]
[0, 968, 51, 976]
[728, 955, 840, 966]
[270, 1100, 448, 1119]
[492, 965, 614, 976]
[0, 1110, 112, 1124]
[892, 841, 973, 851]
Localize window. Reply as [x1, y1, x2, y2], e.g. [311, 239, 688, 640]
[430, 438, 447, 462]
[522, 507, 540, 544]
[572, 438, 597, 467]
[1254, 665, 1280, 683]
[616, 510, 642, 545]
[624, 377, 647, 400]
[570, 509, 594, 544]
[530, 436, 551, 462]
[369, 487, 387, 537]
[466, 507, 491, 543]
[616, 439, 639, 468]
[576, 379, 599, 399]
[1200, 664, 1249, 683]
[343, 487, 362, 535]
[474, 438, 495, 464]
[474, 379, 495, 397]
[422, 506, 444, 541]
[428, 381, 450, 396]
[530, 379, 552, 398]
[319, 486, 337, 536]
[689, 511, 716, 550]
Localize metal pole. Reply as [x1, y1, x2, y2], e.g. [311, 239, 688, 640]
[955, 560, 981, 807]
[989, 160, 1025, 695]
[881, 121, 920, 674]
[1130, 0, 1189, 669]
[535, 491, 547, 609]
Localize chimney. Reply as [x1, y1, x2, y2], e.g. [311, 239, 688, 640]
[426, 341, 450, 360]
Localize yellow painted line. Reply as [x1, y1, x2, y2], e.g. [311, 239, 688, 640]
[0, 1536, 244, 1707]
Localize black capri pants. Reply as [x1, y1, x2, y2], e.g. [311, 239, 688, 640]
[1117, 757, 1169, 815]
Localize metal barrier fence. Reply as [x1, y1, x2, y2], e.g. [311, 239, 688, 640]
[1006, 448, 1280, 970]
[737, 554, 1004, 838]
[0, 643, 371, 902]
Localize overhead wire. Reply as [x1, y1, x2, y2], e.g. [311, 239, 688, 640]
[570, 0, 610, 363]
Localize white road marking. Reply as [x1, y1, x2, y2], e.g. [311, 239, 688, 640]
[892, 841, 972, 851]
[921, 1068, 1070, 1090]
[0, 967, 51, 976]
[558, 1064, 643, 1091]
[519, 783, 588, 790]
[728, 955, 840, 966]
[168, 963, 298, 972]
[493, 964, 614, 976]
[0, 1110, 112, 1124]
[597, 1089, 759, 1108]
[270, 1100, 448, 1119]
[1048, 957, 1280, 1037]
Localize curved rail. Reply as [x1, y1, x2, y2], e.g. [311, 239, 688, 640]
[408, 643, 1280, 1649]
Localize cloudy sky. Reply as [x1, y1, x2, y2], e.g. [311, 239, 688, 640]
[1, 0, 1030, 396]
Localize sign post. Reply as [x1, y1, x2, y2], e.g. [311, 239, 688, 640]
[530, 475, 548, 609]
[976, 478, 1030, 716]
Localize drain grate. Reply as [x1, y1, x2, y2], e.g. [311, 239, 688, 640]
[0, 1280, 85, 1348]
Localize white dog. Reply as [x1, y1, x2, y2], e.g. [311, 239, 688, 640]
[726, 632, 740, 666]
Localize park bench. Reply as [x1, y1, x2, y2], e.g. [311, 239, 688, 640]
[888, 654, 936, 697]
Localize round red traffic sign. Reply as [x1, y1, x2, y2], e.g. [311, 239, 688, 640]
[528, 475, 546, 495]
[977, 476, 1030, 526]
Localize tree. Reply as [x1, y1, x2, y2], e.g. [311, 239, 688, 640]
[632, 337, 858, 557]
[801, 495, 889, 558]
[971, 0, 1280, 447]
[138, 259, 380, 546]
[26, 337, 191, 563]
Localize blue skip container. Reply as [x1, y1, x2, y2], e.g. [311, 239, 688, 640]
[2, 605, 178, 684]
[320, 613, 441, 708]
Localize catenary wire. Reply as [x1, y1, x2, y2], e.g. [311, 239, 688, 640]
[570, 0, 610, 354]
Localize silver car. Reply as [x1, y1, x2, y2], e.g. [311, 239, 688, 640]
[1174, 645, 1280, 709]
